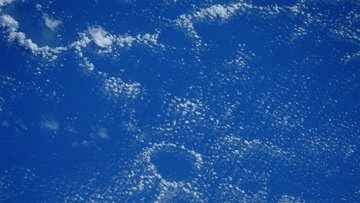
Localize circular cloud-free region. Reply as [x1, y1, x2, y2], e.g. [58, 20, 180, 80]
[150, 146, 197, 182]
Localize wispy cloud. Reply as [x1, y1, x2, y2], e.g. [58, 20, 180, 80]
[40, 117, 59, 132]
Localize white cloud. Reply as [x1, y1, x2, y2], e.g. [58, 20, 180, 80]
[101, 72, 142, 100]
[86, 26, 162, 50]
[43, 14, 62, 31]
[175, 1, 290, 45]
[0, 14, 67, 60]
[69, 26, 162, 71]
[192, 4, 249, 20]
[89, 27, 114, 48]
[40, 118, 59, 132]
[342, 51, 360, 63]
[35, 3, 42, 11]
[175, 2, 253, 41]
[115, 34, 135, 47]
[1, 9, 161, 72]
[0, 0, 14, 7]
[0, 14, 18, 29]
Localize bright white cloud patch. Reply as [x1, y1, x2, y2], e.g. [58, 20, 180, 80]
[89, 27, 114, 48]
[87, 26, 161, 50]
[43, 14, 62, 31]
[0, 14, 18, 29]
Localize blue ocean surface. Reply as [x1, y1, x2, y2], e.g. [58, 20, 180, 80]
[0, 0, 360, 202]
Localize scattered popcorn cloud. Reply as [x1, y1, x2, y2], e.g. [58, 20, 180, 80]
[175, 1, 254, 43]
[99, 71, 142, 100]
[174, 1, 299, 46]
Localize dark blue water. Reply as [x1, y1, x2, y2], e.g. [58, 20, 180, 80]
[0, 0, 360, 202]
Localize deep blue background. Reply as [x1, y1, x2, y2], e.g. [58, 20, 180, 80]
[1, 0, 360, 202]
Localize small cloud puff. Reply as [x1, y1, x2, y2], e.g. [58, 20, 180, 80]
[43, 14, 62, 31]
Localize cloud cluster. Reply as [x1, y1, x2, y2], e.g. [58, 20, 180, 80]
[0, 1, 162, 72]
[43, 14, 62, 31]
[175, 1, 293, 46]
[0, 14, 67, 61]
[102, 74, 142, 100]
[86, 26, 161, 51]
[70, 26, 162, 71]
